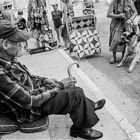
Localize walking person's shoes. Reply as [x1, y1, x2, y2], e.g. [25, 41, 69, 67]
[70, 125, 103, 139]
[94, 99, 106, 111]
[109, 58, 118, 64]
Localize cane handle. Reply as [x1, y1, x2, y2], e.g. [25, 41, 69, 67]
[67, 62, 80, 77]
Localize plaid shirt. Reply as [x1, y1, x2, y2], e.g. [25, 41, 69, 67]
[0, 58, 63, 123]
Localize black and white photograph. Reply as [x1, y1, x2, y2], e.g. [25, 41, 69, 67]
[0, 0, 140, 139]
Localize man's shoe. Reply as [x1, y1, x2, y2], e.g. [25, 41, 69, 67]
[70, 126, 103, 139]
[94, 99, 106, 111]
[109, 58, 118, 64]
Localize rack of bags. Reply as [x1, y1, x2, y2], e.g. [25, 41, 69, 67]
[65, 0, 101, 58]
[27, 0, 57, 54]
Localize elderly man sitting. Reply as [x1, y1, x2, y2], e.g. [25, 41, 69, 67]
[0, 19, 105, 139]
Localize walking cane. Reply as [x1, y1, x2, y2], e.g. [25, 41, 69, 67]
[67, 61, 80, 86]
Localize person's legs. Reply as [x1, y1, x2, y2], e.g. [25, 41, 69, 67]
[62, 37, 68, 48]
[42, 86, 105, 139]
[23, 41, 28, 51]
[110, 51, 117, 64]
[61, 24, 69, 50]
[43, 87, 99, 128]
[55, 27, 61, 47]
[42, 87, 105, 139]
[122, 51, 125, 59]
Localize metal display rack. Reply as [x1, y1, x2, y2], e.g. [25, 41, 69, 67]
[66, 0, 101, 58]
[27, 0, 57, 54]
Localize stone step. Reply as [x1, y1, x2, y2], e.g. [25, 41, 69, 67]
[1, 130, 51, 140]
[0, 115, 82, 140]
[48, 115, 83, 140]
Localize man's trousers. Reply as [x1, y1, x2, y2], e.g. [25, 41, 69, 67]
[42, 87, 99, 128]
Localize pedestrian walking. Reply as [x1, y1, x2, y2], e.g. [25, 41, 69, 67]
[107, 0, 137, 64]
[51, 3, 63, 48]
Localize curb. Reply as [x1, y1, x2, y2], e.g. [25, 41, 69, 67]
[58, 49, 140, 140]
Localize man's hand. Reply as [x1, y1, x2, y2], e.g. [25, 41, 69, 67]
[32, 87, 60, 107]
[118, 13, 125, 19]
[45, 78, 61, 89]
[45, 87, 60, 98]
[61, 77, 77, 89]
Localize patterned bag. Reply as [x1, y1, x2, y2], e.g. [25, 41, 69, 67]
[70, 27, 101, 58]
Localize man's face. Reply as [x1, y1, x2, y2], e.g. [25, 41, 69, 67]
[53, 5, 58, 10]
[4, 40, 22, 57]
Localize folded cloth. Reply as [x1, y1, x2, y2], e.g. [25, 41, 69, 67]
[19, 116, 49, 133]
[0, 114, 19, 134]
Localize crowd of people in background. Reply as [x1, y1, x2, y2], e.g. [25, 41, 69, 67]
[51, 0, 68, 50]
[50, 0, 140, 59]
[0, 0, 140, 60]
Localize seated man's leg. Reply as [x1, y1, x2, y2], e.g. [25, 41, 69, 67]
[42, 87, 104, 139]
[43, 86, 99, 128]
